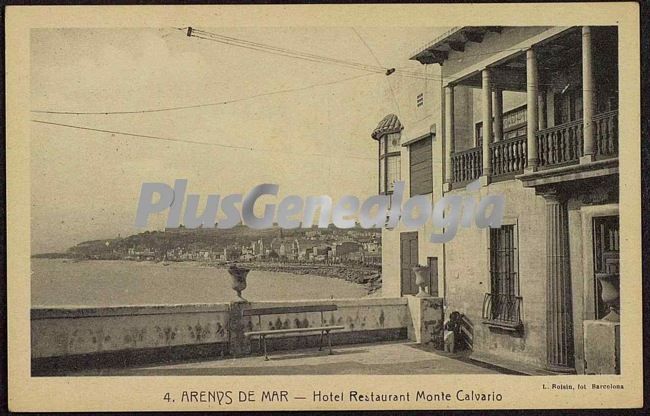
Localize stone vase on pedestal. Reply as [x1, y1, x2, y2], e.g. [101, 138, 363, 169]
[596, 272, 620, 322]
[228, 264, 250, 302]
[412, 265, 430, 298]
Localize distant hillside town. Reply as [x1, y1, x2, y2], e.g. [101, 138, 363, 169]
[48, 224, 382, 267]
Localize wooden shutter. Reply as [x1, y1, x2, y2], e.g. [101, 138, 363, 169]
[409, 137, 433, 196]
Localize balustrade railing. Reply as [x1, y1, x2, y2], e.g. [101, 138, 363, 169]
[593, 110, 618, 158]
[535, 119, 583, 168]
[489, 135, 527, 179]
[449, 110, 617, 185]
[451, 146, 482, 184]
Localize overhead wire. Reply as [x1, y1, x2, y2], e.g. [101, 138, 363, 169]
[33, 29, 555, 116]
[188, 29, 387, 75]
[351, 27, 402, 119]
[31, 72, 378, 115]
[187, 27, 439, 80]
[30, 119, 376, 161]
[32, 27, 567, 154]
[188, 27, 540, 81]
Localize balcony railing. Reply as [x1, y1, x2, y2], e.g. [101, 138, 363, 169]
[535, 119, 584, 168]
[451, 145, 482, 185]
[449, 110, 618, 185]
[482, 293, 523, 331]
[593, 109, 618, 159]
[489, 134, 527, 179]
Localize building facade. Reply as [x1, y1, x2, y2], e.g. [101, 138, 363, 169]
[376, 26, 619, 374]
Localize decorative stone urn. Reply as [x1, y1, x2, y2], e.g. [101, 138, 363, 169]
[596, 272, 620, 322]
[412, 265, 430, 297]
[227, 264, 251, 302]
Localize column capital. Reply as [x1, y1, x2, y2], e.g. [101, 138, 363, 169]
[537, 186, 568, 203]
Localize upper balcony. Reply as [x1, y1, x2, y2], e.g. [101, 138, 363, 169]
[412, 26, 619, 190]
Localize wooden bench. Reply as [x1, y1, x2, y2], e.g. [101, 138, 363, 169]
[243, 305, 345, 360]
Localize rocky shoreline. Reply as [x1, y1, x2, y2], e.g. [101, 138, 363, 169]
[32, 256, 383, 295]
[210, 261, 382, 294]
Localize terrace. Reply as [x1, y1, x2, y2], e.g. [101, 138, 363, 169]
[46, 342, 504, 376]
[32, 295, 513, 376]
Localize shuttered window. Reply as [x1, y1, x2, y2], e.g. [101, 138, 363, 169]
[409, 136, 433, 196]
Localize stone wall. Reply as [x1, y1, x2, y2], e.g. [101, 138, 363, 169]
[444, 180, 548, 368]
[31, 297, 415, 374]
[32, 303, 231, 359]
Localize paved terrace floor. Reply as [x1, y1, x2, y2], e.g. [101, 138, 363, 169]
[69, 342, 511, 376]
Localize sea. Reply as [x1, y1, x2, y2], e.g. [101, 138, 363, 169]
[31, 258, 368, 308]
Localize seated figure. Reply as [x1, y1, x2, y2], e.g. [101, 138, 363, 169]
[443, 311, 461, 353]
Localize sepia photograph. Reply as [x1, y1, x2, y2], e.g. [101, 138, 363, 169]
[6, 3, 643, 412]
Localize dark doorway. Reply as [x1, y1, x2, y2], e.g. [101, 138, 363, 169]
[400, 232, 418, 295]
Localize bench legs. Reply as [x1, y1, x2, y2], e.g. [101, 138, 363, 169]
[327, 330, 333, 355]
[318, 330, 333, 354]
[262, 335, 269, 361]
[256, 331, 334, 361]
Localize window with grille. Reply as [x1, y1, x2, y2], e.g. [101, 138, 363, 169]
[483, 224, 523, 327]
[416, 93, 424, 107]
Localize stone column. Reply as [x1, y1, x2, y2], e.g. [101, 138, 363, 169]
[526, 48, 539, 171]
[228, 301, 252, 356]
[493, 88, 503, 142]
[545, 192, 575, 372]
[581, 26, 595, 161]
[444, 85, 455, 189]
[481, 69, 493, 178]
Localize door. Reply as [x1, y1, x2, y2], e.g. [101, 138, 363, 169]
[400, 232, 419, 295]
[592, 216, 620, 319]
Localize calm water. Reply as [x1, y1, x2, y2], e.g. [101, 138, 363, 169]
[31, 259, 367, 307]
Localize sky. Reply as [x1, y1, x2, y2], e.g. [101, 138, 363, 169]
[30, 27, 446, 253]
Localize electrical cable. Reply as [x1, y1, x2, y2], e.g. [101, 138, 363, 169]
[31, 119, 376, 161]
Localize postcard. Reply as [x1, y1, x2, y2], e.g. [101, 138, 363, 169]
[6, 3, 643, 411]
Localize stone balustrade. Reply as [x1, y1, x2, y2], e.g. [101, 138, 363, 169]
[536, 119, 584, 168]
[451, 146, 482, 185]
[448, 110, 618, 187]
[593, 110, 618, 159]
[489, 135, 527, 179]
